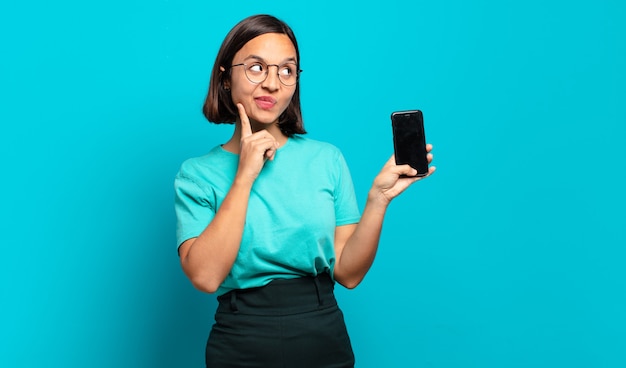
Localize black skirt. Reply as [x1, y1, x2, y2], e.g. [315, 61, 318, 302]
[206, 273, 355, 368]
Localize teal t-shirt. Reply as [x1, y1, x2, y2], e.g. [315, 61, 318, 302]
[174, 136, 361, 295]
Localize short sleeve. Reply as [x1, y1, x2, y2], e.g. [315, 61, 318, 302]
[333, 151, 361, 226]
[174, 173, 216, 248]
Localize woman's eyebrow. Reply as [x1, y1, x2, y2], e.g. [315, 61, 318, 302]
[243, 54, 297, 64]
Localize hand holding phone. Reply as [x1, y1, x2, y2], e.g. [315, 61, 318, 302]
[391, 110, 429, 177]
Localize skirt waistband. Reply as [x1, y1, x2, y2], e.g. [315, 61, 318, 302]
[216, 273, 337, 316]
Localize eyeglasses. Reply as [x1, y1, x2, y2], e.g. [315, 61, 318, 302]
[230, 61, 301, 86]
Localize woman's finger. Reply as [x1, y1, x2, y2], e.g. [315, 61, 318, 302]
[237, 103, 253, 139]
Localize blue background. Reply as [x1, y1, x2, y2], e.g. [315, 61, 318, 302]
[2, 1, 625, 367]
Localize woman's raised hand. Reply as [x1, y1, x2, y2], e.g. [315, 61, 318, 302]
[235, 103, 279, 182]
[370, 144, 436, 205]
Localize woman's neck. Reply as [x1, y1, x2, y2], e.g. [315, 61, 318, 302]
[222, 121, 288, 154]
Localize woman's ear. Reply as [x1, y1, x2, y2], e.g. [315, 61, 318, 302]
[219, 66, 230, 90]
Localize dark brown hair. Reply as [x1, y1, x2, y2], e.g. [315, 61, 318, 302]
[203, 14, 306, 136]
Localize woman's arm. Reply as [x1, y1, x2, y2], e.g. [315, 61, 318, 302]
[333, 149, 435, 289]
[178, 178, 252, 293]
[178, 104, 279, 293]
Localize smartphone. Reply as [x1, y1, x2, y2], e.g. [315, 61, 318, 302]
[391, 110, 429, 177]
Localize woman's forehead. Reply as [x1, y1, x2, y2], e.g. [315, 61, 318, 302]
[235, 33, 297, 63]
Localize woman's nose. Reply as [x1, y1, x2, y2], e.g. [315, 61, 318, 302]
[261, 66, 280, 90]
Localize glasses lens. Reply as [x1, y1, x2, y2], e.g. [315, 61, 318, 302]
[278, 63, 298, 86]
[244, 63, 266, 84]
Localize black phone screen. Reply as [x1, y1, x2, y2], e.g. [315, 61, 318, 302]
[391, 110, 428, 176]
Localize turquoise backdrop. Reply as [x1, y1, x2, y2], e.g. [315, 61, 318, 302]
[2, 1, 625, 367]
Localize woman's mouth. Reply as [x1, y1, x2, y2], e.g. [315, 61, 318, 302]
[254, 96, 277, 110]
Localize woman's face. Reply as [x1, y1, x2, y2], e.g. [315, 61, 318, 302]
[227, 33, 298, 128]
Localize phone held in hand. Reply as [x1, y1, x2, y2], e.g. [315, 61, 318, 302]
[391, 110, 429, 177]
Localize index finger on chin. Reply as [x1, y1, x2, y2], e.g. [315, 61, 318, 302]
[237, 103, 252, 138]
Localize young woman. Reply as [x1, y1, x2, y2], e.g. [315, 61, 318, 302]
[174, 14, 435, 367]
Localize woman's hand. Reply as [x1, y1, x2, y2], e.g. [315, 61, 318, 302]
[333, 145, 435, 288]
[370, 144, 436, 205]
[235, 103, 279, 183]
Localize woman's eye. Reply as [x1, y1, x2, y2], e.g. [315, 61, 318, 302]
[248, 64, 264, 73]
[280, 65, 294, 76]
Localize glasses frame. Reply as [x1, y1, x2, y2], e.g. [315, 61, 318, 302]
[230, 62, 302, 86]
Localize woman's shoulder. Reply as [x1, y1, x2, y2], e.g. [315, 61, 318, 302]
[289, 135, 342, 156]
[177, 145, 236, 178]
